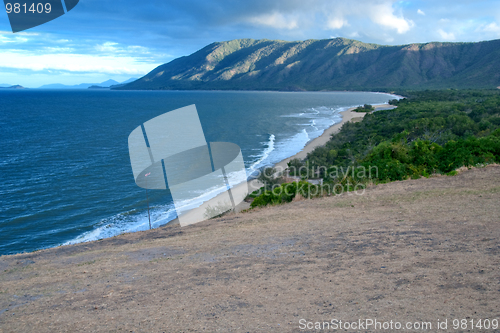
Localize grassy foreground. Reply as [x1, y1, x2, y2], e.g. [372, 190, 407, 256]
[0, 165, 499, 332]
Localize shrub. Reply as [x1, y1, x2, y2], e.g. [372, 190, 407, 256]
[437, 135, 500, 172]
[354, 104, 375, 112]
[250, 181, 320, 208]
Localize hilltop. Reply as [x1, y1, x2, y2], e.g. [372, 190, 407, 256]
[116, 38, 500, 91]
[0, 166, 498, 331]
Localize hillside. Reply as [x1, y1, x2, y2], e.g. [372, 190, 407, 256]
[117, 38, 500, 91]
[1, 166, 499, 331]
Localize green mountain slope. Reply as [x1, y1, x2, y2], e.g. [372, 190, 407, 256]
[117, 38, 500, 91]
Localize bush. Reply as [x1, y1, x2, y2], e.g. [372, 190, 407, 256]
[256, 166, 282, 191]
[437, 135, 500, 172]
[250, 181, 320, 208]
[354, 104, 375, 112]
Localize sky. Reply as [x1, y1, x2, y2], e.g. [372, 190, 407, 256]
[1, 0, 499, 87]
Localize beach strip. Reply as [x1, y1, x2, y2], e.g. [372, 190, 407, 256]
[273, 103, 395, 171]
[176, 103, 396, 222]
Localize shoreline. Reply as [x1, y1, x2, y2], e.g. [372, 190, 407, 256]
[1, 166, 498, 330]
[174, 102, 398, 222]
[273, 102, 396, 172]
[9, 96, 399, 252]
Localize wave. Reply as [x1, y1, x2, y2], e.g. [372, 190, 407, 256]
[62, 203, 176, 245]
[64, 164, 250, 246]
[246, 134, 275, 176]
[63, 103, 373, 246]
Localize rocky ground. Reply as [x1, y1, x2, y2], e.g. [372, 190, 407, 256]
[1, 166, 499, 332]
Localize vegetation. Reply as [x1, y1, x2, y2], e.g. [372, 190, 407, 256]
[250, 90, 500, 208]
[204, 202, 234, 219]
[354, 104, 375, 112]
[256, 167, 282, 191]
[117, 38, 500, 91]
[250, 181, 323, 208]
[305, 90, 500, 178]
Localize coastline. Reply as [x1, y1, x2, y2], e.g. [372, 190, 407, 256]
[273, 103, 396, 172]
[2, 166, 498, 331]
[30, 95, 400, 248]
[175, 103, 397, 221]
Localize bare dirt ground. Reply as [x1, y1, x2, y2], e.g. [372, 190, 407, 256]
[1, 166, 499, 332]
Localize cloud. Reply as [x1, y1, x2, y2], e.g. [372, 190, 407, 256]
[437, 29, 456, 40]
[326, 17, 348, 30]
[95, 42, 119, 53]
[368, 2, 414, 34]
[2, 0, 500, 85]
[249, 12, 299, 30]
[0, 50, 160, 75]
[0, 31, 32, 44]
[481, 22, 500, 34]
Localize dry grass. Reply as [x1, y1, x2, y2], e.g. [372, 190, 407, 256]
[0, 166, 499, 332]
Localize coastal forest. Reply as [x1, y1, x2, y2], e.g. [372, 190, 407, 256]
[251, 89, 500, 207]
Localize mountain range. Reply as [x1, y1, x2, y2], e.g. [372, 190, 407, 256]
[39, 78, 137, 89]
[116, 38, 500, 91]
[0, 84, 21, 88]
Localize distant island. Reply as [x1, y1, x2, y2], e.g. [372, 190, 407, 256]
[114, 37, 500, 91]
[0, 85, 25, 89]
[38, 78, 137, 90]
[89, 78, 140, 89]
[88, 85, 110, 89]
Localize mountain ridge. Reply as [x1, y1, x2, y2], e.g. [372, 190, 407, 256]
[39, 78, 135, 89]
[116, 37, 500, 91]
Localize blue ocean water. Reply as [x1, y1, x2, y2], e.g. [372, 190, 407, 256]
[0, 90, 397, 255]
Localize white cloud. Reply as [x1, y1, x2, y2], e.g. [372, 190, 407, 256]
[368, 2, 414, 34]
[326, 17, 348, 30]
[0, 34, 30, 44]
[417, 9, 425, 16]
[0, 51, 160, 75]
[482, 22, 500, 34]
[95, 42, 119, 52]
[0, 30, 38, 36]
[43, 47, 75, 53]
[437, 29, 456, 40]
[249, 12, 299, 30]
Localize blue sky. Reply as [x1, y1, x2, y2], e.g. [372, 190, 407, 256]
[1, 0, 499, 87]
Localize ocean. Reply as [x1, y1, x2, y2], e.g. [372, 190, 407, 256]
[0, 90, 397, 255]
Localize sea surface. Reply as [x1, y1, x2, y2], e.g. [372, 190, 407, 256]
[0, 90, 397, 255]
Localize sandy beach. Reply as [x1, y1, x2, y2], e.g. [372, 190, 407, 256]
[177, 102, 396, 220]
[179, 102, 397, 219]
[273, 103, 396, 172]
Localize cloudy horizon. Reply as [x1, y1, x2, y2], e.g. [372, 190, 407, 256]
[1, 0, 499, 87]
